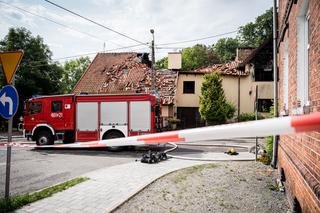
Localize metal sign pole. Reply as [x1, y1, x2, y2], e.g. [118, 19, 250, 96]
[4, 69, 13, 199]
[5, 119, 12, 199]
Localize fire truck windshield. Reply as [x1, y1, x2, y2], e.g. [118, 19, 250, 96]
[24, 101, 42, 115]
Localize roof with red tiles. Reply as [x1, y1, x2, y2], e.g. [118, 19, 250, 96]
[73, 53, 177, 105]
[185, 61, 249, 76]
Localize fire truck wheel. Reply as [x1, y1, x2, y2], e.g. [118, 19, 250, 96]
[36, 131, 54, 146]
[103, 131, 124, 151]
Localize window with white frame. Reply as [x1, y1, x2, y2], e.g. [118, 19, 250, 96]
[296, 0, 310, 113]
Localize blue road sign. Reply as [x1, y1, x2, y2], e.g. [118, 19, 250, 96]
[0, 85, 19, 119]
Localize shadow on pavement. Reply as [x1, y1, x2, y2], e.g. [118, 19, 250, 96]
[30, 145, 207, 158]
[30, 146, 165, 158]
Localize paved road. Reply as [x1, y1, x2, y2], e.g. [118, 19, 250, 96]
[0, 138, 258, 197]
[0, 145, 140, 197]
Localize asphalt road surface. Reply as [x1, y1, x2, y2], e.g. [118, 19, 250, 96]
[0, 138, 255, 197]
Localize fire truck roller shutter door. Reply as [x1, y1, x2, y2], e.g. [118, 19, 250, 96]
[76, 102, 99, 141]
[100, 102, 128, 139]
[130, 101, 151, 132]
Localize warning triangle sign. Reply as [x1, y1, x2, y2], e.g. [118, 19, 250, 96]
[0, 51, 24, 84]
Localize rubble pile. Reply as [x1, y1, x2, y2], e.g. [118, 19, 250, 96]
[193, 61, 249, 76]
[74, 53, 177, 105]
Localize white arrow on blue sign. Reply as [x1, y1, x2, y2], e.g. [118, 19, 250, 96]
[0, 85, 19, 119]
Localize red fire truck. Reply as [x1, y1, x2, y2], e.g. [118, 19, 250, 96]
[23, 93, 162, 145]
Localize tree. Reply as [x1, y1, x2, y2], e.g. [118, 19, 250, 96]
[238, 8, 273, 47]
[181, 44, 220, 70]
[213, 38, 240, 63]
[155, 56, 168, 69]
[62, 57, 91, 93]
[199, 73, 235, 125]
[155, 44, 219, 70]
[155, 8, 273, 67]
[0, 27, 65, 119]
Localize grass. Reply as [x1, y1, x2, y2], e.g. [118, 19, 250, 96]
[267, 184, 279, 191]
[0, 177, 89, 213]
[257, 136, 273, 165]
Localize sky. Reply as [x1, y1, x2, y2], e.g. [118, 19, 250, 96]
[0, 0, 273, 62]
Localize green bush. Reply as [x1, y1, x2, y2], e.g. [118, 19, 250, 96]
[237, 112, 264, 122]
[262, 103, 274, 165]
[265, 136, 273, 159]
[199, 73, 236, 125]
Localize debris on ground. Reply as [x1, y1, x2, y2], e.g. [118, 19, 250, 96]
[141, 150, 168, 164]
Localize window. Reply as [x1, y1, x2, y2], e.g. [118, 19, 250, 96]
[28, 102, 42, 115]
[51, 101, 62, 112]
[254, 62, 273, 81]
[183, 81, 195, 94]
[258, 99, 273, 113]
[296, 1, 310, 111]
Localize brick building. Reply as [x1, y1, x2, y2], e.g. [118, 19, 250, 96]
[277, 0, 320, 211]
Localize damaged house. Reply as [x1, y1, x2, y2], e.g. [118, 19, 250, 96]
[176, 39, 274, 129]
[73, 52, 177, 128]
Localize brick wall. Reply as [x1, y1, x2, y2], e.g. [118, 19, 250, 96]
[277, 0, 320, 212]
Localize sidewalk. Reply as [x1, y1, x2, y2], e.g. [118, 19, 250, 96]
[17, 153, 254, 213]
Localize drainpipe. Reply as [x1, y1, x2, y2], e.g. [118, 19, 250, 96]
[237, 73, 240, 119]
[271, 0, 279, 168]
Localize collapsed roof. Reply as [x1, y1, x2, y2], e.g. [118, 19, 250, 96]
[73, 53, 177, 105]
[184, 61, 249, 76]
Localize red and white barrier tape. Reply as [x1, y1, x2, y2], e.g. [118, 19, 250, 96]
[37, 112, 320, 149]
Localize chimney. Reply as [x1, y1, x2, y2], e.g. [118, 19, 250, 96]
[236, 48, 255, 62]
[168, 52, 182, 70]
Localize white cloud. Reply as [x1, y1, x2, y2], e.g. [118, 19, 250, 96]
[0, 0, 273, 60]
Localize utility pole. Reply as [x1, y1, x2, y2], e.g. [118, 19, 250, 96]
[271, 0, 279, 168]
[150, 29, 156, 93]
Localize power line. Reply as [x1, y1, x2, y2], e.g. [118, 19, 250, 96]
[0, 1, 124, 47]
[155, 46, 186, 49]
[56, 43, 145, 60]
[44, 0, 148, 46]
[157, 30, 238, 46]
[20, 43, 147, 68]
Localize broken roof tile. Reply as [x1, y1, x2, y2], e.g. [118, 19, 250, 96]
[73, 52, 177, 105]
[186, 61, 249, 76]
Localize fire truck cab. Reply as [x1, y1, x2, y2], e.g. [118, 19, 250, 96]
[23, 93, 161, 145]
